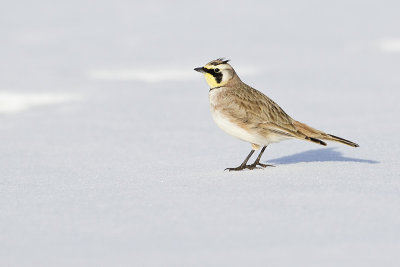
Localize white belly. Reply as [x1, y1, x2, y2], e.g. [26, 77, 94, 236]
[211, 109, 263, 144]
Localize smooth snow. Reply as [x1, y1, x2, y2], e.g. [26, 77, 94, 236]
[0, 92, 81, 114]
[1, 1, 400, 267]
[378, 39, 400, 53]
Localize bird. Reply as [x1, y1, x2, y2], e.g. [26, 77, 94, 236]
[194, 58, 359, 171]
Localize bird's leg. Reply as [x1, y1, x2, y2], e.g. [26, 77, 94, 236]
[249, 146, 275, 169]
[225, 149, 255, 171]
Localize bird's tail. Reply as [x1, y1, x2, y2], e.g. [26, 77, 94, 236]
[293, 120, 359, 147]
[323, 134, 359, 147]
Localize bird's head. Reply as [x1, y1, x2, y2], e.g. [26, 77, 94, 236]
[194, 58, 238, 88]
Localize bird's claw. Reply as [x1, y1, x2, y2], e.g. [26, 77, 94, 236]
[225, 163, 274, 171]
[255, 163, 275, 168]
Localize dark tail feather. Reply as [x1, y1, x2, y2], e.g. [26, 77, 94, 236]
[305, 136, 327, 146]
[327, 134, 359, 147]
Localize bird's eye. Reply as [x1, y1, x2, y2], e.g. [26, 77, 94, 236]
[214, 68, 220, 73]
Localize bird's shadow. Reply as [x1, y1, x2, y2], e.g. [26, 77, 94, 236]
[267, 147, 379, 165]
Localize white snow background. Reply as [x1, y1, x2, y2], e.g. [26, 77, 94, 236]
[1, 1, 400, 266]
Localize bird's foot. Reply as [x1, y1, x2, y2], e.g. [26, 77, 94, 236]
[225, 163, 274, 171]
[225, 165, 248, 171]
[252, 162, 275, 168]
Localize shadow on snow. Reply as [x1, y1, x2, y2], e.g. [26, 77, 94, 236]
[268, 147, 379, 165]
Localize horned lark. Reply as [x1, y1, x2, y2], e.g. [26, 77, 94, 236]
[194, 58, 359, 171]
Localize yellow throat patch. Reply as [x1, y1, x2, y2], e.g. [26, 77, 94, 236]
[204, 72, 220, 88]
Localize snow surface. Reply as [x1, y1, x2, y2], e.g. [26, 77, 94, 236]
[1, 1, 400, 266]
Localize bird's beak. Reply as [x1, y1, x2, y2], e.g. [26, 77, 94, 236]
[194, 67, 205, 73]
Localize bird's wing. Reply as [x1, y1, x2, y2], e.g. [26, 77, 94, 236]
[231, 85, 298, 132]
[218, 85, 328, 145]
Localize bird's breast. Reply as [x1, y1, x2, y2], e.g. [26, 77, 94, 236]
[208, 88, 264, 145]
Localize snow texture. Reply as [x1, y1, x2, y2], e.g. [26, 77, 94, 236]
[1, 1, 400, 266]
